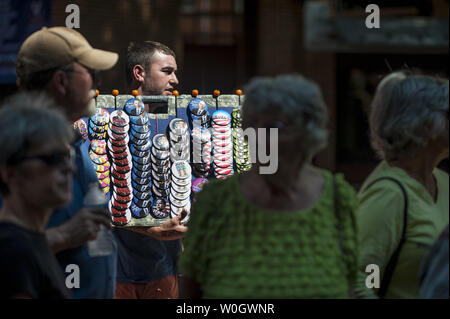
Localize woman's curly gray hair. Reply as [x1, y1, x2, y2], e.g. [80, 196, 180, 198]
[242, 74, 328, 159]
[370, 71, 449, 161]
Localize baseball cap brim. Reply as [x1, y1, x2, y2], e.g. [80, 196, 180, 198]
[77, 48, 118, 71]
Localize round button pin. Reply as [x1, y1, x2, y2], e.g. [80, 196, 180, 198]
[171, 160, 191, 180]
[152, 134, 170, 151]
[130, 202, 150, 219]
[188, 98, 208, 117]
[129, 112, 149, 126]
[91, 108, 110, 126]
[124, 98, 145, 116]
[151, 198, 170, 219]
[89, 150, 109, 165]
[110, 110, 130, 127]
[169, 118, 188, 135]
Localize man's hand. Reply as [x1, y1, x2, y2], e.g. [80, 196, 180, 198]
[46, 206, 111, 253]
[127, 210, 188, 240]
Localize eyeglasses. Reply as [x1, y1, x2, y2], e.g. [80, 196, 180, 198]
[61, 63, 100, 87]
[15, 147, 76, 168]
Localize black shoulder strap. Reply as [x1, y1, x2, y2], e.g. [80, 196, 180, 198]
[362, 177, 408, 299]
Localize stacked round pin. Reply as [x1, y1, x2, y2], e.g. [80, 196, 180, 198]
[73, 119, 88, 141]
[191, 126, 212, 178]
[123, 98, 152, 219]
[168, 118, 190, 162]
[187, 98, 209, 129]
[232, 107, 252, 173]
[108, 110, 132, 226]
[88, 108, 111, 195]
[170, 160, 192, 222]
[211, 110, 234, 180]
[150, 134, 171, 219]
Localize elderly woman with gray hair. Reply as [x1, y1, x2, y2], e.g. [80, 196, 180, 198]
[179, 74, 358, 298]
[0, 92, 73, 298]
[355, 71, 449, 299]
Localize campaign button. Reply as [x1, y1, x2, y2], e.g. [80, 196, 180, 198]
[133, 162, 151, 172]
[88, 126, 107, 140]
[171, 176, 191, 187]
[152, 184, 170, 198]
[152, 134, 170, 151]
[107, 140, 127, 154]
[109, 123, 130, 135]
[91, 108, 110, 126]
[213, 166, 233, 176]
[124, 98, 145, 116]
[130, 202, 150, 218]
[109, 200, 128, 217]
[150, 153, 170, 166]
[153, 178, 171, 190]
[192, 177, 209, 193]
[90, 139, 107, 155]
[129, 129, 150, 141]
[111, 170, 132, 181]
[169, 148, 190, 162]
[129, 111, 149, 126]
[111, 211, 132, 226]
[129, 135, 149, 146]
[132, 168, 151, 179]
[130, 141, 152, 153]
[152, 147, 170, 160]
[131, 172, 151, 185]
[169, 193, 190, 208]
[89, 150, 108, 165]
[172, 181, 191, 193]
[133, 181, 152, 193]
[170, 187, 190, 201]
[188, 98, 208, 117]
[114, 185, 132, 197]
[110, 110, 130, 127]
[150, 198, 170, 219]
[151, 169, 170, 182]
[112, 163, 131, 174]
[97, 171, 110, 181]
[111, 175, 131, 188]
[92, 161, 111, 173]
[89, 120, 108, 134]
[130, 123, 151, 134]
[112, 191, 132, 204]
[133, 189, 151, 201]
[73, 119, 88, 140]
[132, 196, 152, 208]
[132, 155, 151, 166]
[171, 160, 191, 180]
[111, 197, 132, 210]
[169, 118, 188, 136]
[112, 155, 132, 167]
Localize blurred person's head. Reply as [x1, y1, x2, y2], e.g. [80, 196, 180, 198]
[242, 74, 328, 187]
[126, 41, 178, 96]
[370, 71, 449, 163]
[0, 92, 75, 210]
[15, 26, 118, 122]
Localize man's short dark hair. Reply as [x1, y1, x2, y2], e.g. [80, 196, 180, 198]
[126, 41, 176, 87]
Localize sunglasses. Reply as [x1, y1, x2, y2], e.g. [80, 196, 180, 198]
[15, 148, 76, 167]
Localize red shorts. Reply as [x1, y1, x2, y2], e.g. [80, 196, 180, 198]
[114, 275, 179, 299]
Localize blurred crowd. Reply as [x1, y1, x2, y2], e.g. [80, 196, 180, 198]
[0, 27, 448, 299]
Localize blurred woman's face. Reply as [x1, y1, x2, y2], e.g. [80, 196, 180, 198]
[11, 140, 74, 210]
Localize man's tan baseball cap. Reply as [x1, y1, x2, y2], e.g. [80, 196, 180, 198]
[17, 26, 118, 73]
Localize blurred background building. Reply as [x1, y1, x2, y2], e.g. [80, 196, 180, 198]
[0, 0, 448, 187]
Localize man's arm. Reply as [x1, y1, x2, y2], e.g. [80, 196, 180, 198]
[126, 210, 188, 241]
[46, 207, 112, 253]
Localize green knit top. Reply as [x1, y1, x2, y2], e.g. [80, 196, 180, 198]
[179, 170, 358, 298]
